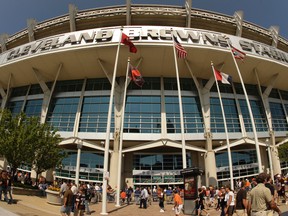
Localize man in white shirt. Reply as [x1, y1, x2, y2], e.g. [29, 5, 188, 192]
[139, 187, 148, 209]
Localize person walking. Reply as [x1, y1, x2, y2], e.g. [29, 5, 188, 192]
[6, 172, 13, 204]
[139, 187, 148, 209]
[71, 182, 78, 213]
[60, 182, 74, 216]
[74, 186, 86, 216]
[265, 175, 277, 216]
[0, 170, 9, 203]
[173, 189, 183, 216]
[196, 187, 209, 216]
[60, 180, 68, 198]
[83, 183, 91, 215]
[235, 180, 248, 216]
[126, 186, 133, 205]
[158, 187, 165, 212]
[248, 172, 281, 216]
[224, 185, 235, 216]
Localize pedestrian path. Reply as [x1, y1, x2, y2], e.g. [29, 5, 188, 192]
[0, 206, 19, 216]
[1, 194, 288, 216]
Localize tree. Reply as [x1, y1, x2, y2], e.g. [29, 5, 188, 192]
[278, 142, 288, 162]
[31, 122, 66, 182]
[0, 109, 66, 181]
[0, 109, 37, 174]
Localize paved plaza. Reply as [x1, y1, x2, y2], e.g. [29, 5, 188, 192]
[1, 194, 288, 216]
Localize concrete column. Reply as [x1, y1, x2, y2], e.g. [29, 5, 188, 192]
[234, 11, 243, 37]
[69, 4, 77, 32]
[231, 83, 247, 137]
[0, 74, 12, 109]
[269, 26, 279, 47]
[270, 132, 281, 175]
[73, 79, 86, 136]
[108, 78, 124, 189]
[126, 0, 131, 25]
[204, 132, 217, 187]
[0, 34, 8, 52]
[27, 18, 37, 42]
[109, 152, 119, 189]
[185, 0, 192, 28]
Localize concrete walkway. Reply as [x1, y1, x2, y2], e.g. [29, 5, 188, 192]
[1, 194, 288, 216]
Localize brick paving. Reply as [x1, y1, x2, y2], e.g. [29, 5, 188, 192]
[1, 194, 288, 216]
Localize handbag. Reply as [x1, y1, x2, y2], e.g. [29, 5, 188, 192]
[60, 205, 66, 213]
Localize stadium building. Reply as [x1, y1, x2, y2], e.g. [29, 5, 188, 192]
[0, 0, 288, 191]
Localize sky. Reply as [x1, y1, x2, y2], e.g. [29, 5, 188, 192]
[0, 0, 287, 40]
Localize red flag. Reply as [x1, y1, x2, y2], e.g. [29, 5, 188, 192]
[129, 64, 144, 87]
[231, 45, 246, 61]
[214, 68, 232, 85]
[121, 33, 137, 53]
[173, 36, 187, 58]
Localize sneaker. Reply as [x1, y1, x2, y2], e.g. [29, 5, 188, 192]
[160, 209, 165, 212]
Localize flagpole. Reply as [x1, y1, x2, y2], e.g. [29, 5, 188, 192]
[172, 30, 187, 169]
[101, 28, 122, 215]
[115, 57, 130, 207]
[211, 62, 234, 190]
[227, 42, 262, 173]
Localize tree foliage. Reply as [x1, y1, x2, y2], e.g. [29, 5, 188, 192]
[278, 142, 288, 162]
[0, 109, 66, 178]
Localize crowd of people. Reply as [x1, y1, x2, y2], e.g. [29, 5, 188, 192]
[1, 169, 288, 216]
[58, 180, 184, 216]
[192, 173, 288, 216]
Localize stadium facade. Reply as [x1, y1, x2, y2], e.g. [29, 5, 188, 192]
[0, 1, 288, 191]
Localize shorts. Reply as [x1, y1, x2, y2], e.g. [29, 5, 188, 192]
[60, 205, 72, 215]
[175, 204, 183, 215]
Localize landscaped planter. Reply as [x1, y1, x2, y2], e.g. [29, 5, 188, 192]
[45, 189, 63, 205]
[13, 186, 43, 196]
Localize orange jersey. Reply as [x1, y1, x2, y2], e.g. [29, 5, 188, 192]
[120, 191, 126, 199]
[174, 193, 183, 205]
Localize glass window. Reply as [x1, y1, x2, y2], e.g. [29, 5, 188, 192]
[234, 83, 259, 96]
[182, 97, 204, 133]
[216, 150, 258, 180]
[85, 78, 111, 91]
[125, 95, 161, 133]
[10, 86, 29, 97]
[164, 78, 197, 91]
[79, 96, 114, 133]
[269, 88, 280, 99]
[29, 84, 43, 95]
[239, 99, 268, 132]
[24, 99, 43, 117]
[128, 77, 160, 90]
[54, 80, 83, 93]
[269, 102, 288, 131]
[133, 154, 191, 170]
[279, 90, 288, 101]
[210, 97, 241, 133]
[47, 97, 79, 131]
[56, 151, 104, 182]
[7, 100, 24, 116]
